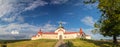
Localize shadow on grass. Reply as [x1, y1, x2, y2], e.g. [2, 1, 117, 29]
[57, 40, 73, 47]
[59, 43, 68, 47]
[81, 39, 120, 47]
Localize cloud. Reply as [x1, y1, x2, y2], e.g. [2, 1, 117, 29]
[81, 16, 95, 27]
[51, 0, 69, 4]
[0, 0, 48, 23]
[84, 2, 98, 9]
[66, 12, 74, 15]
[72, 0, 98, 10]
[0, 23, 39, 39]
[11, 30, 19, 34]
[24, 0, 48, 11]
[58, 21, 67, 24]
[67, 28, 80, 32]
[0, 0, 15, 18]
[1, 16, 16, 22]
[0, 23, 57, 39]
[0, 0, 26, 23]
[40, 23, 56, 32]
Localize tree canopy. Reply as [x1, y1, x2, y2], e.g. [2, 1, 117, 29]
[85, 0, 120, 44]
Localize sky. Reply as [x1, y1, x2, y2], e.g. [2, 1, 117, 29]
[0, 0, 108, 40]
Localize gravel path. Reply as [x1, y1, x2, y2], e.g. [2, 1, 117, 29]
[54, 39, 68, 47]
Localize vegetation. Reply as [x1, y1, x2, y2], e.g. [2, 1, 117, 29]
[0, 39, 57, 47]
[0, 39, 120, 47]
[84, 0, 120, 44]
[65, 39, 120, 47]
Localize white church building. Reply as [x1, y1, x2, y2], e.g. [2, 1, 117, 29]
[31, 23, 91, 40]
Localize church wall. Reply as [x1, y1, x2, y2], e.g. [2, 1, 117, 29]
[41, 34, 58, 39]
[85, 36, 91, 39]
[63, 34, 77, 39]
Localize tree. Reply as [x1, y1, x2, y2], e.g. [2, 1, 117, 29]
[85, 0, 120, 44]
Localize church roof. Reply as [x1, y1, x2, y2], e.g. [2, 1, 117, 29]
[43, 32, 58, 34]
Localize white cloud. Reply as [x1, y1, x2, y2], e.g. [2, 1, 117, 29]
[58, 21, 67, 24]
[81, 16, 95, 27]
[0, 0, 15, 18]
[41, 23, 56, 32]
[0, 23, 57, 39]
[0, 23, 39, 34]
[0, 0, 26, 23]
[51, 0, 68, 4]
[24, 0, 48, 11]
[84, 3, 98, 9]
[0, 0, 48, 23]
[73, 0, 98, 10]
[11, 30, 19, 34]
[17, 16, 24, 22]
[1, 16, 17, 22]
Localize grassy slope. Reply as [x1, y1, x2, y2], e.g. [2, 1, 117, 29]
[5, 39, 57, 47]
[65, 39, 120, 47]
[1, 39, 120, 47]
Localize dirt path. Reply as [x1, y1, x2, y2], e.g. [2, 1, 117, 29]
[54, 40, 68, 47]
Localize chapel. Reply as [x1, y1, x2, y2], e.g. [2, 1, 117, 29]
[31, 23, 91, 40]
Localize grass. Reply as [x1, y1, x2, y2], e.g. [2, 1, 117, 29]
[0, 39, 57, 47]
[65, 39, 120, 47]
[0, 39, 120, 47]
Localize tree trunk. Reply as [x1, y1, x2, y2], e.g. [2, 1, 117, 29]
[113, 35, 118, 44]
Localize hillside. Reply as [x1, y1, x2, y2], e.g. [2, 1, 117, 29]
[0, 39, 120, 47]
[0, 39, 57, 47]
[65, 39, 120, 47]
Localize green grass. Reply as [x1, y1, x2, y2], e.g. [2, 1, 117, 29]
[0, 39, 120, 47]
[0, 39, 57, 47]
[65, 39, 120, 47]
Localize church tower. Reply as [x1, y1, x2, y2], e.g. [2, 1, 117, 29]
[58, 22, 64, 29]
[55, 22, 65, 33]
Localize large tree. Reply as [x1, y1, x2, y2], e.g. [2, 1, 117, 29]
[85, 0, 120, 44]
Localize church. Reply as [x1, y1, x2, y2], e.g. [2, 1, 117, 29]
[31, 23, 91, 40]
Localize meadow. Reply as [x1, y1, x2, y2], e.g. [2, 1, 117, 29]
[0, 39, 120, 47]
[0, 39, 57, 47]
[65, 39, 120, 47]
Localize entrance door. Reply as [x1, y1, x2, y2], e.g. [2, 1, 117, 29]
[59, 35, 62, 40]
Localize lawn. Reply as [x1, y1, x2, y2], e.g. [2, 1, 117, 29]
[0, 39, 57, 47]
[65, 39, 120, 47]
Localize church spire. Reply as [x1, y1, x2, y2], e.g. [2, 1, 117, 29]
[38, 28, 42, 35]
[58, 22, 64, 28]
[80, 28, 83, 34]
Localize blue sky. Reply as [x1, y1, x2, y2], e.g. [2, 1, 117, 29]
[0, 0, 108, 40]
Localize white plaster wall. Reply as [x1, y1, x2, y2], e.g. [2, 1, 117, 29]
[63, 34, 77, 39]
[85, 36, 91, 39]
[42, 34, 58, 39]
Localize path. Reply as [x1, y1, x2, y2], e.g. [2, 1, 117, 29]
[54, 39, 68, 47]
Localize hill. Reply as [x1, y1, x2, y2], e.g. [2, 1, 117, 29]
[65, 39, 120, 47]
[0, 39, 120, 47]
[0, 39, 57, 47]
